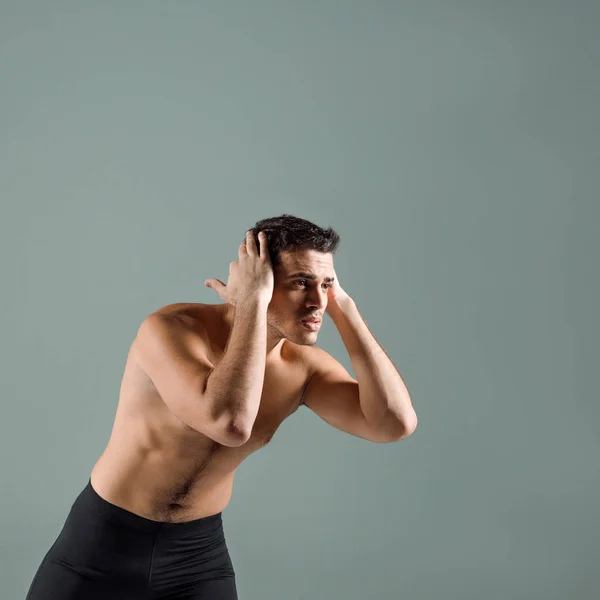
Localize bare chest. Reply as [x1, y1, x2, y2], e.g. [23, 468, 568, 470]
[120, 347, 307, 451]
[91, 345, 307, 518]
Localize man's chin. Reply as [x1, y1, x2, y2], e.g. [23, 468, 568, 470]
[299, 330, 319, 345]
[286, 331, 318, 346]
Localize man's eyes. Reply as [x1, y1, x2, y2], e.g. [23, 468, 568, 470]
[293, 280, 331, 289]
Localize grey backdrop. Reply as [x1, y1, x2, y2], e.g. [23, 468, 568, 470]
[2, 1, 599, 599]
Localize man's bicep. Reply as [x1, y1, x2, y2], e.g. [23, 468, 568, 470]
[132, 315, 238, 445]
[302, 348, 396, 443]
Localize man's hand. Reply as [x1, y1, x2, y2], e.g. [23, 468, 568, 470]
[205, 231, 274, 306]
[326, 266, 351, 314]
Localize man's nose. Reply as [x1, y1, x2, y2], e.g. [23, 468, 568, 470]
[306, 288, 327, 310]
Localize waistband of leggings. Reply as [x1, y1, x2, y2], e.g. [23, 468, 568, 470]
[74, 478, 223, 536]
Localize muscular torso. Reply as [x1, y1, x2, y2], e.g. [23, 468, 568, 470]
[90, 302, 311, 523]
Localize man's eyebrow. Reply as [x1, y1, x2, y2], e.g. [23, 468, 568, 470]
[287, 272, 335, 283]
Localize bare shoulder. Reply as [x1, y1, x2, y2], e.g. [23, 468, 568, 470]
[148, 303, 224, 327]
[137, 303, 227, 355]
[294, 343, 356, 386]
[287, 343, 340, 381]
[149, 302, 214, 320]
[293, 343, 335, 366]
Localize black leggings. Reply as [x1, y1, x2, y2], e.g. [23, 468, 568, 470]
[25, 478, 238, 599]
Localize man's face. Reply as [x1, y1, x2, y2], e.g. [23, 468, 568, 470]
[267, 249, 335, 346]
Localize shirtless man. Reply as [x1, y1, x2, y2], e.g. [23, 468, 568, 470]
[25, 214, 417, 600]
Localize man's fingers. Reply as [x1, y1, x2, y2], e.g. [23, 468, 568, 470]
[257, 231, 270, 260]
[238, 238, 248, 260]
[245, 231, 258, 257]
[204, 278, 226, 293]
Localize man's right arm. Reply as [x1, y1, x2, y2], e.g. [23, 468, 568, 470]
[133, 298, 268, 446]
[203, 297, 269, 440]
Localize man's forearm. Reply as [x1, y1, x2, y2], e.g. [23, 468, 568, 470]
[328, 297, 417, 435]
[205, 297, 269, 439]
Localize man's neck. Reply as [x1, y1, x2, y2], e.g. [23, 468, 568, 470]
[222, 302, 285, 359]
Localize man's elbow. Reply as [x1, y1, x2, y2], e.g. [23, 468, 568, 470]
[392, 412, 418, 441]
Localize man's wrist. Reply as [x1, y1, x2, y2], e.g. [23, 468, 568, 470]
[236, 294, 270, 314]
[327, 294, 355, 317]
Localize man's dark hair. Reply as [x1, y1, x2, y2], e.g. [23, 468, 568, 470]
[248, 214, 340, 267]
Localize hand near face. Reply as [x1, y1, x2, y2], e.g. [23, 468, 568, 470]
[325, 266, 351, 313]
[205, 231, 274, 306]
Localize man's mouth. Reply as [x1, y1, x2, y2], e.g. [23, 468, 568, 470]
[300, 317, 322, 331]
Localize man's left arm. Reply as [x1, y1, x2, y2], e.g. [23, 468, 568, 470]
[302, 273, 417, 442]
[330, 293, 417, 433]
